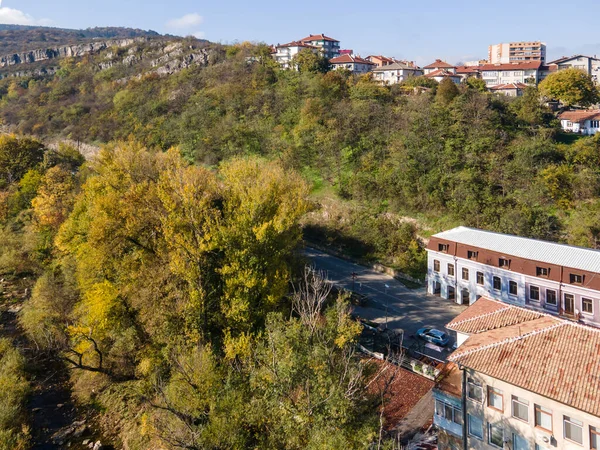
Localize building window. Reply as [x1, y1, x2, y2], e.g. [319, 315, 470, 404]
[509, 281, 518, 296]
[535, 405, 552, 432]
[477, 272, 484, 285]
[462, 268, 469, 281]
[536, 267, 549, 277]
[493, 276, 501, 291]
[468, 250, 478, 260]
[564, 416, 583, 444]
[468, 414, 483, 440]
[513, 434, 529, 450]
[488, 387, 503, 411]
[435, 400, 462, 425]
[499, 258, 510, 268]
[546, 289, 557, 306]
[591, 426, 599, 450]
[591, 120, 600, 129]
[434, 260, 440, 272]
[467, 378, 483, 402]
[512, 395, 529, 422]
[439, 243, 449, 253]
[570, 273, 583, 284]
[448, 264, 455, 277]
[583, 298, 594, 314]
[530, 286, 540, 301]
[488, 422, 504, 448]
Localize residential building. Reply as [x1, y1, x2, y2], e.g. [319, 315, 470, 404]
[299, 34, 340, 59]
[489, 82, 529, 97]
[329, 54, 375, 74]
[423, 59, 456, 75]
[366, 55, 395, 68]
[558, 110, 600, 135]
[426, 226, 600, 328]
[435, 299, 600, 450]
[488, 41, 546, 64]
[371, 61, 423, 85]
[455, 65, 480, 81]
[339, 49, 353, 56]
[478, 61, 543, 87]
[424, 69, 461, 84]
[547, 55, 600, 83]
[273, 41, 319, 69]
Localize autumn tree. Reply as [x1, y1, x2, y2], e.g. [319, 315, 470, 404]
[436, 77, 460, 104]
[539, 68, 600, 107]
[0, 135, 45, 187]
[292, 48, 331, 74]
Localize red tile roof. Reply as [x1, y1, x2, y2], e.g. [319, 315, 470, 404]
[330, 54, 374, 65]
[478, 61, 543, 71]
[367, 55, 395, 64]
[490, 82, 530, 90]
[447, 297, 545, 334]
[558, 110, 600, 123]
[300, 34, 339, 43]
[435, 362, 462, 398]
[277, 40, 318, 49]
[449, 318, 600, 417]
[424, 69, 459, 78]
[455, 65, 479, 74]
[423, 59, 455, 69]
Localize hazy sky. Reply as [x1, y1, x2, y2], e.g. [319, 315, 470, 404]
[2, 0, 600, 65]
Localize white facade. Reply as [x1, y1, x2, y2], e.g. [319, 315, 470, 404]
[489, 41, 546, 64]
[372, 63, 423, 85]
[560, 117, 600, 135]
[427, 251, 600, 327]
[480, 68, 539, 87]
[464, 369, 600, 450]
[549, 55, 600, 84]
[273, 43, 318, 69]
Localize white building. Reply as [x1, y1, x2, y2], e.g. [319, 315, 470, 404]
[371, 61, 423, 85]
[273, 41, 319, 69]
[329, 54, 375, 74]
[426, 226, 600, 328]
[424, 69, 462, 85]
[547, 55, 600, 84]
[423, 59, 456, 75]
[558, 110, 600, 135]
[478, 61, 543, 87]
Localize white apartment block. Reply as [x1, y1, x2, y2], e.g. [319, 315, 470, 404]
[371, 61, 423, 85]
[478, 61, 543, 87]
[489, 41, 546, 64]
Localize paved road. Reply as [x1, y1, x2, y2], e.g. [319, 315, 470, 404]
[302, 247, 467, 360]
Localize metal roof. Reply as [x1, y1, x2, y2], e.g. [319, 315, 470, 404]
[432, 226, 600, 274]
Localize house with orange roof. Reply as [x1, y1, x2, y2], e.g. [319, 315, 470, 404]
[299, 34, 340, 59]
[434, 299, 600, 450]
[366, 55, 395, 68]
[558, 110, 600, 135]
[489, 82, 529, 97]
[329, 54, 375, 75]
[478, 61, 544, 87]
[424, 69, 461, 85]
[423, 59, 456, 75]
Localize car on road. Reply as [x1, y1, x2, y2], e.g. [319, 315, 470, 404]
[416, 327, 449, 347]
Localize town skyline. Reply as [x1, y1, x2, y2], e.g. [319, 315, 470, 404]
[3, 0, 600, 66]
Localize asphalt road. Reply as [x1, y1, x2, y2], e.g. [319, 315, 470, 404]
[302, 247, 467, 360]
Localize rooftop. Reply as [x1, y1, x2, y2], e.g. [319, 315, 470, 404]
[330, 54, 374, 65]
[548, 54, 600, 65]
[558, 110, 600, 123]
[300, 34, 339, 43]
[446, 297, 545, 334]
[490, 82, 530, 90]
[277, 40, 319, 49]
[424, 69, 459, 78]
[372, 61, 420, 72]
[449, 316, 600, 416]
[478, 61, 543, 71]
[431, 226, 600, 274]
[423, 59, 455, 69]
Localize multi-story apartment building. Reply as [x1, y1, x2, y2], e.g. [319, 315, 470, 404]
[426, 226, 600, 328]
[478, 61, 543, 87]
[299, 34, 340, 59]
[329, 54, 374, 74]
[547, 55, 600, 83]
[488, 42, 546, 64]
[435, 298, 600, 450]
[273, 41, 319, 69]
[371, 61, 423, 85]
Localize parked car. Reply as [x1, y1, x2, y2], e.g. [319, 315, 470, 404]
[416, 327, 449, 346]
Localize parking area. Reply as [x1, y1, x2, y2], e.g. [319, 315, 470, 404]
[303, 247, 467, 360]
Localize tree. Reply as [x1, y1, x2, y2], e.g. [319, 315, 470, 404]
[436, 78, 460, 104]
[292, 48, 331, 74]
[465, 77, 487, 92]
[0, 135, 45, 187]
[539, 68, 600, 107]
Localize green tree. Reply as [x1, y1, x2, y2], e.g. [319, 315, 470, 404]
[436, 77, 460, 104]
[0, 135, 45, 186]
[466, 77, 487, 92]
[539, 68, 600, 107]
[292, 48, 331, 74]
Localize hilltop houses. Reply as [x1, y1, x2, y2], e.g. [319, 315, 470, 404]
[329, 54, 375, 74]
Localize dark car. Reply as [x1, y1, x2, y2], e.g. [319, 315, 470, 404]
[416, 327, 450, 346]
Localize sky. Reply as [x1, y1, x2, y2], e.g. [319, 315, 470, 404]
[2, 0, 600, 66]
